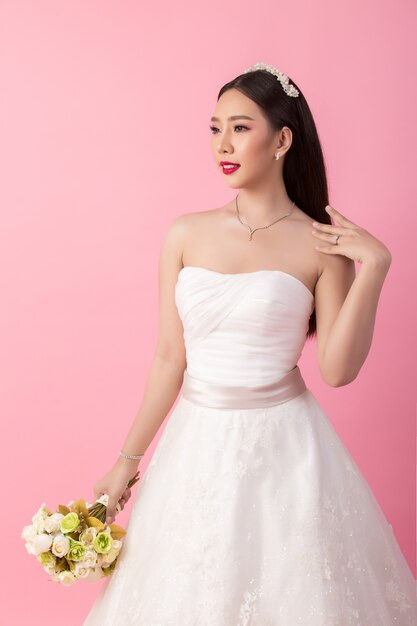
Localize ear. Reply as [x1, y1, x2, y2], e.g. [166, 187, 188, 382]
[275, 126, 293, 153]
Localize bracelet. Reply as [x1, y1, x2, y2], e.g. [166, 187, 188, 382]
[119, 450, 144, 461]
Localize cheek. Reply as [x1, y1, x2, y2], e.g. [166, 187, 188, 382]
[245, 150, 270, 176]
[243, 136, 270, 162]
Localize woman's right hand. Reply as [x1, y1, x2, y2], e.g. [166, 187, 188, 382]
[93, 460, 140, 524]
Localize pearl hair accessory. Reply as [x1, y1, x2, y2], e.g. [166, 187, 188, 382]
[243, 62, 299, 98]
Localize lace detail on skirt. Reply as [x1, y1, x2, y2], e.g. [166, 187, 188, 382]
[83, 391, 417, 625]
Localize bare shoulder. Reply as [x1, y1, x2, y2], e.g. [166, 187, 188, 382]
[160, 209, 220, 272]
[168, 208, 218, 233]
[175, 207, 222, 226]
[160, 211, 195, 256]
[169, 207, 223, 250]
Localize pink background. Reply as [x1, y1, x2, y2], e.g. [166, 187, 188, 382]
[1, 0, 416, 623]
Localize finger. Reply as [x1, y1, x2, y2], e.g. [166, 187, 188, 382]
[325, 205, 358, 228]
[106, 497, 118, 524]
[312, 221, 347, 236]
[314, 243, 344, 254]
[312, 230, 344, 243]
[122, 487, 131, 501]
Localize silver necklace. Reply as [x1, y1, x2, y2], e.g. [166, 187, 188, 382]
[235, 195, 295, 241]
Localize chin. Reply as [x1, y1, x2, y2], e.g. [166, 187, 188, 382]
[224, 181, 242, 190]
[222, 173, 245, 189]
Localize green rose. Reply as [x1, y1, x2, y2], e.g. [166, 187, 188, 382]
[37, 551, 56, 568]
[67, 539, 86, 562]
[93, 530, 113, 554]
[60, 512, 80, 534]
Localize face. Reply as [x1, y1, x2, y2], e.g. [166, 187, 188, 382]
[210, 88, 292, 188]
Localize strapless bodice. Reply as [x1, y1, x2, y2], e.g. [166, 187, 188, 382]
[175, 266, 314, 387]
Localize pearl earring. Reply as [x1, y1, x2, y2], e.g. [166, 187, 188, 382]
[275, 152, 280, 160]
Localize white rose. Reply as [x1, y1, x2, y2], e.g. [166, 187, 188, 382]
[31, 503, 51, 533]
[21, 524, 37, 542]
[44, 512, 65, 533]
[51, 533, 70, 558]
[58, 570, 77, 586]
[101, 547, 119, 566]
[79, 526, 97, 548]
[83, 549, 98, 568]
[85, 566, 104, 583]
[29, 532, 53, 555]
[112, 539, 122, 550]
[23, 541, 37, 555]
[73, 561, 91, 579]
[31, 513, 46, 534]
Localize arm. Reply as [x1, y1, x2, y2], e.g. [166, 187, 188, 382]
[312, 205, 392, 387]
[115, 214, 188, 470]
[315, 256, 391, 387]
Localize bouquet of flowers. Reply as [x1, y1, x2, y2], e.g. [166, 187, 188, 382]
[21, 471, 140, 586]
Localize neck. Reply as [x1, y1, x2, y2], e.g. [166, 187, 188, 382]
[235, 185, 294, 224]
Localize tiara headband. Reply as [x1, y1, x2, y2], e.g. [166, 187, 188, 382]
[243, 62, 299, 98]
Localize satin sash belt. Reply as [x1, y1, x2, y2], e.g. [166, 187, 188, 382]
[181, 365, 307, 409]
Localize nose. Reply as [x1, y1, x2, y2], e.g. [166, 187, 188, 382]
[215, 126, 234, 153]
[217, 140, 232, 154]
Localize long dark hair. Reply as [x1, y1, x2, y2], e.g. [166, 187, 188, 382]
[217, 68, 331, 339]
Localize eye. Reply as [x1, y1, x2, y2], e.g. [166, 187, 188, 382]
[209, 125, 249, 134]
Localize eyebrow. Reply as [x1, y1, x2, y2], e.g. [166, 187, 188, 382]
[210, 115, 255, 122]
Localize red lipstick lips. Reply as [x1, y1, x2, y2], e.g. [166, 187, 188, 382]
[220, 161, 241, 174]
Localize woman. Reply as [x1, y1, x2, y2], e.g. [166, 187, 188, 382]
[83, 62, 417, 625]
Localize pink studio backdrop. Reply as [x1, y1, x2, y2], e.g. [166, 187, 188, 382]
[1, 1, 416, 624]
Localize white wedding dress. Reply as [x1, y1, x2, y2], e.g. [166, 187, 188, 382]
[83, 266, 417, 625]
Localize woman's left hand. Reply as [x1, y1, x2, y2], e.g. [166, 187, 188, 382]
[311, 205, 392, 267]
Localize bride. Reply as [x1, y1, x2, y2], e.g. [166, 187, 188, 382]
[83, 62, 417, 625]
